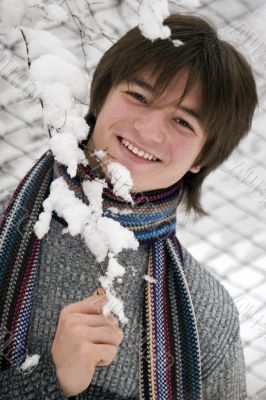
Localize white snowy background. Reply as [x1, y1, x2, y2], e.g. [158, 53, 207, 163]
[0, 0, 266, 398]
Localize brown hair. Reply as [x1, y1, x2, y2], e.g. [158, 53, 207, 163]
[85, 14, 258, 217]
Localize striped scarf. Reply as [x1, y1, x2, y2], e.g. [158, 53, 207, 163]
[0, 151, 202, 400]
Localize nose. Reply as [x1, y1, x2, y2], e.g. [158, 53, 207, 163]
[133, 109, 166, 143]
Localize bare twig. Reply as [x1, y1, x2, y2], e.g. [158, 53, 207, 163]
[20, 28, 31, 68]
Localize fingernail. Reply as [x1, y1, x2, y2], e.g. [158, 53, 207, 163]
[93, 287, 106, 296]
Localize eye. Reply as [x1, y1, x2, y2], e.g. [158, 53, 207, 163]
[125, 91, 147, 104]
[173, 117, 194, 132]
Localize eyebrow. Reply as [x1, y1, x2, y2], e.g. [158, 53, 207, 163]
[127, 77, 202, 123]
[179, 106, 201, 122]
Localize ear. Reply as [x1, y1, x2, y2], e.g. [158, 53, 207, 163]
[189, 165, 200, 173]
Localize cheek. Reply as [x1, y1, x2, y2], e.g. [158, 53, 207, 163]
[96, 101, 128, 130]
[169, 136, 203, 170]
[92, 111, 114, 143]
[171, 136, 196, 157]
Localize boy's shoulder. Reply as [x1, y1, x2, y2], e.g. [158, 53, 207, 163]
[180, 244, 241, 378]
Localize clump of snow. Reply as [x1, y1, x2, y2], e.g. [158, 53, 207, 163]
[40, 82, 88, 139]
[95, 217, 138, 258]
[49, 134, 87, 178]
[181, 0, 202, 7]
[30, 54, 88, 100]
[20, 354, 40, 371]
[102, 292, 128, 325]
[107, 207, 133, 215]
[34, 177, 92, 238]
[107, 207, 119, 214]
[101, 253, 126, 284]
[0, 0, 26, 29]
[138, 0, 171, 41]
[94, 149, 107, 159]
[99, 254, 128, 324]
[143, 274, 157, 283]
[45, 4, 68, 23]
[107, 162, 134, 203]
[21, 28, 78, 66]
[83, 179, 107, 214]
[172, 38, 184, 47]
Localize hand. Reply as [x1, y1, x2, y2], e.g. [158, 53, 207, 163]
[51, 289, 123, 397]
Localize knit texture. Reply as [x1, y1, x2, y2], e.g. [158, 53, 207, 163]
[0, 153, 247, 399]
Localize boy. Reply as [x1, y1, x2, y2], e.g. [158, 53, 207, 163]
[0, 14, 257, 400]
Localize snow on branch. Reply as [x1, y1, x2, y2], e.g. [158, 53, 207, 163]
[1, 0, 91, 177]
[34, 175, 139, 323]
[21, 26, 90, 177]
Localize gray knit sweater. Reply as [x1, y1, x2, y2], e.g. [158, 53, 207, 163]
[0, 198, 247, 400]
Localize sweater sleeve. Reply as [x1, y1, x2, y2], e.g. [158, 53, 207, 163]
[0, 350, 68, 399]
[202, 332, 247, 400]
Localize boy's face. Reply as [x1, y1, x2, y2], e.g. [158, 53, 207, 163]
[87, 70, 206, 192]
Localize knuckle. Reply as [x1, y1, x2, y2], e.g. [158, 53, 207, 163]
[91, 296, 105, 313]
[107, 315, 119, 327]
[119, 328, 124, 340]
[109, 345, 118, 359]
[117, 328, 124, 341]
[106, 325, 115, 335]
[114, 325, 124, 339]
[104, 345, 117, 364]
[105, 325, 123, 344]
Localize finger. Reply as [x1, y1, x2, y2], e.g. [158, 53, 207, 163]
[62, 294, 107, 316]
[69, 313, 120, 328]
[86, 326, 124, 347]
[93, 344, 118, 366]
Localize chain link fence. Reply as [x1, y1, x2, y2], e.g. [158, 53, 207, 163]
[0, 0, 266, 398]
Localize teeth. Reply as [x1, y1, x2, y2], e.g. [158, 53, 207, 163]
[121, 138, 158, 161]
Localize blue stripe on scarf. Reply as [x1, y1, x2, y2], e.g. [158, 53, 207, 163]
[135, 221, 177, 241]
[104, 206, 177, 226]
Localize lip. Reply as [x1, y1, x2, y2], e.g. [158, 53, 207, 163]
[117, 136, 161, 164]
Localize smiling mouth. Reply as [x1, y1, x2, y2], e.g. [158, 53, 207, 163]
[118, 137, 160, 162]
